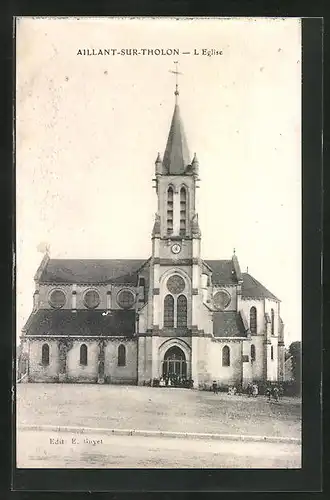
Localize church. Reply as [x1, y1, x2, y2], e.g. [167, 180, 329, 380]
[19, 81, 285, 389]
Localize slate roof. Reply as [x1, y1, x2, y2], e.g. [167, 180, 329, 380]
[163, 103, 191, 175]
[23, 309, 136, 336]
[213, 311, 247, 338]
[39, 259, 148, 284]
[241, 273, 279, 301]
[204, 260, 237, 285]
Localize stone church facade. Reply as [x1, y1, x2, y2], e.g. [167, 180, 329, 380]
[19, 88, 285, 389]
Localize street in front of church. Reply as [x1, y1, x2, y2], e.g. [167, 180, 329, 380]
[17, 428, 301, 469]
[16, 384, 301, 468]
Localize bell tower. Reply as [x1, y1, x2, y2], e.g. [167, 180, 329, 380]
[148, 63, 203, 344]
[152, 63, 201, 261]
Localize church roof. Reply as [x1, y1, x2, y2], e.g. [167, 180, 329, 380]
[204, 260, 238, 285]
[23, 309, 136, 336]
[163, 103, 191, 175]
[241, 273, 279, 301]
[213, 311, 247, 337]
[38, 259, 148, 284]
[204, 261, 279, 301]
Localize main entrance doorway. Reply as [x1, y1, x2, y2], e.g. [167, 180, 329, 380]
[162, 346, 187, 379]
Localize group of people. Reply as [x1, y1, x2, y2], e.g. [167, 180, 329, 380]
[211, 380, 284, 401]
[246, 383, 259, 397]
[265, 384, 284, 402]
[159, 375, 194, 388]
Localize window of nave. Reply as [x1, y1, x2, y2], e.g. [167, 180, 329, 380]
[222, 345, 230, 367]
[41, 343, 49, 366]
[118, 344, 126, 366]
[80, 344, 88, 365]
[250, 306, 257, 334]
[84, 289, 100, 309]
[271, 308, 275, 335]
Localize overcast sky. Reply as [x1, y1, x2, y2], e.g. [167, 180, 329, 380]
[16, 17, 301, 345]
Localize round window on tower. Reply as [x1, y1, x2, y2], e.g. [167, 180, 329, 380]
[213, 290, 231, 310]
[117, 289, 136, 309]
[49, 289, 66, 309]
[167, 275, 185, 294]
[84, 289, 100, 309]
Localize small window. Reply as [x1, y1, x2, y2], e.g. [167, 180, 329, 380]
[222, 345, 230, 367]
[251, 344, 256, 362]
[41, 343, 49, 366]
[84, 290, 100, 309]
[271, 345, 274, 360]
[214, 290, 231, 310]
[250, 307, 257, 334]
[49, 289, 66, 309]
[118, 344, 126, 366]
[80, 344, 88, 365]
[117, 289, 135, 309]
[271, 308, 275, 335]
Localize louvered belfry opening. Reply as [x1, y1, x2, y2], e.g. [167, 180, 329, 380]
[167, 186, 174, 234]
[179, 187, 187, 235]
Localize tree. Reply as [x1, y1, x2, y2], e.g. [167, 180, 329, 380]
[289, 341, 301, 392]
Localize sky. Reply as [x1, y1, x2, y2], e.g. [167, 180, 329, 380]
[16, 17, 302, 346]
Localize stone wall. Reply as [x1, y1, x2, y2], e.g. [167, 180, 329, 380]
[26, 338, 138, 384]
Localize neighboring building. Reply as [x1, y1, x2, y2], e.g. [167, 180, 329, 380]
[20, 84, 285, 389]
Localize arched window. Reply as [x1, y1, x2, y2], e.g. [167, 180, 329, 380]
[177, 295, 187, 327]
[179, 187, 187, 235]
[118, 344, 126, 367]
[167, 186, 174, 234]
[164, 294, 174, 327]
[271, 345, 274, 360]
[41, 343, 49, 366]
[271, 308, 275, 335]
[80, 344, 88, 365]
[251, 344, 256, 362]
[222, 345, 230, 367]
[250, 307, 257, 334]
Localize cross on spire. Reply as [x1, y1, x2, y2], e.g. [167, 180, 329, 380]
[169, 61, 183, 103]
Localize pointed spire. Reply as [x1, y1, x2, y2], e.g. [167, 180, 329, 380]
[163, 102, 191, 175]
[232, 249, 243, 283]
[155, 152, 162, 164]
[191, 152, 199, 175]
[164, 62, 190, 175]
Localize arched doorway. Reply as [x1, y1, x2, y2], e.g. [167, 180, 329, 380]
[162, 346, 187, 379]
